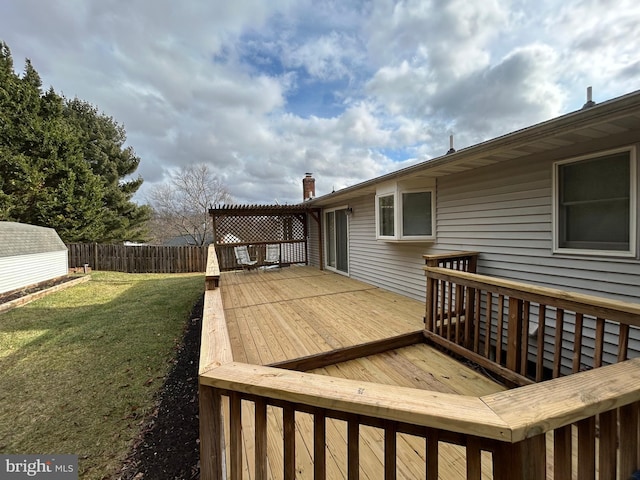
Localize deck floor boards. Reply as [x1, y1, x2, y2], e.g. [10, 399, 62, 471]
[219, 266, 505, 479]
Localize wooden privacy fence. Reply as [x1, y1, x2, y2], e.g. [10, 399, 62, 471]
[66, 243, 208, 273]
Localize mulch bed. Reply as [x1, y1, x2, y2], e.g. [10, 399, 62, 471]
[0, 276, 81, 305]
[116, 295, 203, 480]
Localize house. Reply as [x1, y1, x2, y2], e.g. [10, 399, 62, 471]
[0, 222, 68, 294]
[304, 88, 640, 372]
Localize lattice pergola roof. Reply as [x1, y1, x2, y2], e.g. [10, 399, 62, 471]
[209, 204, 315, 216]
[209, 203, 321, 246]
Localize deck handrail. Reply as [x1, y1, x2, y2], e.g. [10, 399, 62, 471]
[199, 357, 640, 442]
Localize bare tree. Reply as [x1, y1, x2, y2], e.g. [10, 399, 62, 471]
[146, 164, 232, 245]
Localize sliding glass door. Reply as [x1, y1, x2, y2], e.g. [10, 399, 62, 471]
[325, 208, 349, 274]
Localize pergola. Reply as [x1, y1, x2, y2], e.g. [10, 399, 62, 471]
[209, 204, 322, 271]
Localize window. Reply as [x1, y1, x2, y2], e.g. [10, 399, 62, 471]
[554, 147, 636, 256]
[378, 194, 395, 237]
[402, 191, 433, 236]
[376, 181, 435, 241]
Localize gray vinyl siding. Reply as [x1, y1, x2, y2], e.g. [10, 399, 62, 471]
[311, 149, 640, 372]
[436, 155, 640, 303]
[307, 215, 321, 267]
[0, 250, 68, 294]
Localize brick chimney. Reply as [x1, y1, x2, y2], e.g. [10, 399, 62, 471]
[302, 173, 315, 201]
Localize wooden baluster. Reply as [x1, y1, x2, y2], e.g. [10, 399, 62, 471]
[599, 410, 618, 480]
[255, 398, 268, 480]
[314, 410, 326, 480]
[484, 292, 493, 359]
[473, 289, 481, 353]
[425, 428, 439, 480]
[573, 313, 584, 373]
[594, 317, 605, 368]
[455, 282, 463, 344]
[553, 309, 564, 378]
[577, 416, 596, 480]
[554, 425, 572, 480]
[536, 304, 546, 382]
[520, 301, 530, 376]
[348, 419, 360, 480]
[425, 273, 436, 332]
[506, 297, 523, 372]
[619, 323, 630, 362]
[495, 295, 505, 365]
[464, 285, 475, 349]
[466, 436, 482, 480]
[284, 406, 296, 479]
[384, 421, 397, 480]
[230, 392, 243, 480]
[446, 278, 454, 341]
[439, 279, 446, 337]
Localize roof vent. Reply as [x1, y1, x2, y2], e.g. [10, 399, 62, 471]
[582, 86, 596, 109]
[446, 134, 456, 155]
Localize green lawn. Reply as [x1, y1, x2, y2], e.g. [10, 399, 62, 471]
[0, 271, 204, 479]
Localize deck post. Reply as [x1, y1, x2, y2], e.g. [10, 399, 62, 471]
[493, 435, 546, 480]
[199, 385, 224, 480]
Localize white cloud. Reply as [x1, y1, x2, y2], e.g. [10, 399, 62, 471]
[284, 31, 364, 81]
[1, 0, 640, 206]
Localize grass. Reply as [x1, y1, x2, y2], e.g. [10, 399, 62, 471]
[0, 271, 204, 479]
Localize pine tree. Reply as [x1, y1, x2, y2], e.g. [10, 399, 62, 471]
[0, 41, 150, 242]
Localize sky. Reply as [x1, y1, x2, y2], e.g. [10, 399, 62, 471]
[1, 0, 640, 205]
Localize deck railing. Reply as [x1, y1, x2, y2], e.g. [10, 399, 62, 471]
[214, 240, 307, 271]
[423, 263, 640, 479]
[199, 249, 640, 479]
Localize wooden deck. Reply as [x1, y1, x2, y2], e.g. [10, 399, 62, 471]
[218, 266, 505, 479]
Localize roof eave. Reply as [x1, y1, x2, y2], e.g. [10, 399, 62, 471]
[308, 89, 640, 207]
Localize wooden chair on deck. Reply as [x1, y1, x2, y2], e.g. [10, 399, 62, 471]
[234, 246, 258, 271]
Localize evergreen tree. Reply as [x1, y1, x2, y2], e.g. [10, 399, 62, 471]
[0, 41, 150, 242]
[64, 98, 151, 242]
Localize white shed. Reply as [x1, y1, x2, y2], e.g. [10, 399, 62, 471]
[0, 222, 68, 294]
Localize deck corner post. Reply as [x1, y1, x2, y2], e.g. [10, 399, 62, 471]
[199, 384, 225, 480]
[493, 435, 546, 480]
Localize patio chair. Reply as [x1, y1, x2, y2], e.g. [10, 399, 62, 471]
[264, 244, 281, 268]
[234, 246, 258, 271]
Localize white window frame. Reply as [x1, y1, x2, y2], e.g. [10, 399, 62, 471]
[375, 181, 436, 242]
[552, 146, 637, 257]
